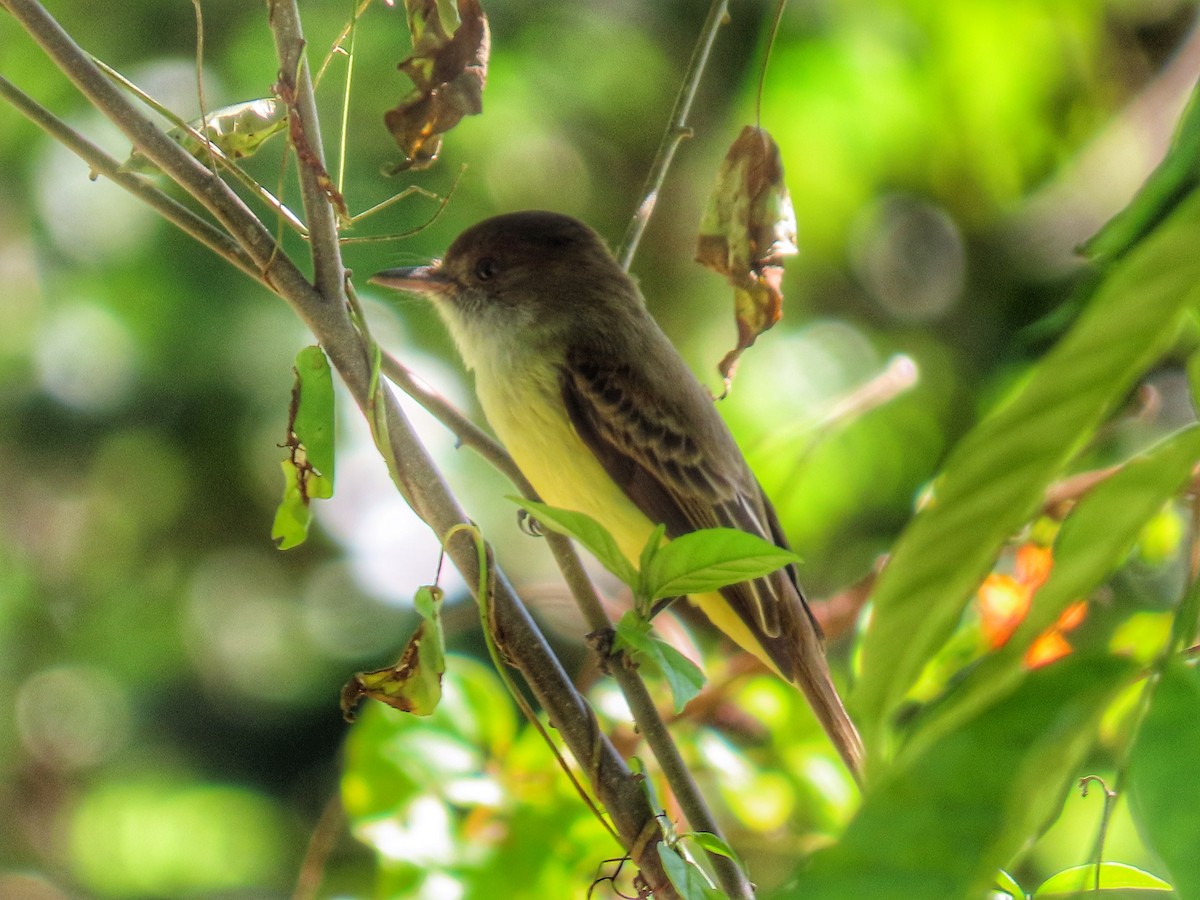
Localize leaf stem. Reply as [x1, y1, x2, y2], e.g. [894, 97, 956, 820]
[1079, 775, 1117, 890]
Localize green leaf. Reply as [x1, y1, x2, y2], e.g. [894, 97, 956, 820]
[508, 498, 637, 588]
[794, 656, 1136, 900]
[614, 611, 706, 714]
[272, 346, 336, 549]
[271, 459, 311, 551]
[293, 345, 336, 487]
[994, 868, 1026, 899]
[657, 842, 725, 900]
[1082, 78, 1200, 263]
[642, 528, 799, 601]
[638, 522, 668, 603]
[1129, 661, 1200, 900]
[853, 190, 1200, 744]
[340, 586, 446, 719]
[685, 831, 744, 869]
[1033, 862, 1172, 896]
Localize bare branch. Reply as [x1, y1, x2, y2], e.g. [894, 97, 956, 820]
[0, 74, 262, 283]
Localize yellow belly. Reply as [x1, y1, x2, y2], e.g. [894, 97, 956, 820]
[475, 364, 779, 676]
[476, 366, 655, 564]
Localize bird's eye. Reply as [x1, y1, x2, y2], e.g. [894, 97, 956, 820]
[474, 257, 498, 282]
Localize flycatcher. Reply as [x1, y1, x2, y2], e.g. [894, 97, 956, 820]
[371, 210, 864, 778]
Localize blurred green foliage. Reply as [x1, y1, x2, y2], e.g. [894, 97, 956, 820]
[3, 0, 1200, 897]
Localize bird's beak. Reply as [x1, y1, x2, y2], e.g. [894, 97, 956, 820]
[369, 261, 454, 296]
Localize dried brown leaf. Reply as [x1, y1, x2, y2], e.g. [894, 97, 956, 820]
[384, 0, 489, 172]
[696, 126, 798, 387]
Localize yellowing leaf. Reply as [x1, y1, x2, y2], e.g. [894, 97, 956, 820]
[122, 98, 288, 174]
[341, 586, 446, 718]
[385, 0, 489, 172]
[696, 125, 799, 387]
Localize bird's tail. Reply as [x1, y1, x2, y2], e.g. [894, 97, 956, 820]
[789, 623, 865, 784]
[691, 589, 865, 783]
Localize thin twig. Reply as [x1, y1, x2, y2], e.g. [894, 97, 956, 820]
[617, 0, 730, 271]
[314, 0, 373, 88]
[1079, 775, 1117, 891]
[291, 790, 343, 900]
[756, 0, 787, 129]
[379, 352, 537, 494]
[190, 0, 217, 173]
[0, 74, 262, 283]
[268, 0, 344, 301]
[334, 0, 360, 192]
[261, 3, 681, 893]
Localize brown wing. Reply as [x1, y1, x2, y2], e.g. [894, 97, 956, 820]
[560, 343, 819, 643]
[560, 343, 864, 781]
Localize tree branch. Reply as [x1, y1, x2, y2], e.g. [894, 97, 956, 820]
[380, 349, 751, 896]
[0, 0, 682, 892]
[0, 74, 262, 284]
[617, 0, 730, 271]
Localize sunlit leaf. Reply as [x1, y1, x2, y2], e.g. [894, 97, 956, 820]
[385, 0, 489, 172]
[642, 528, 800, 601]
[271, 459, 310, 551]
[507, 497, 637, 587]
[696, 125, 798, 386]
[1129, 661, 1200, 900]
[340, 586, 446, 718]
[122, 97, 288, 173]
[292, 345, 336, 485]
[1081, 78, 1200, 264]
[994, 868, 1026, 899]
[272, 346, 335, 549]
[657, 842, 725, 900]
[613, 611, 706, 714]
[854, 191, 1200, 744]
[794, 656, 1136, 899]
[1033, 862, 1172, 896]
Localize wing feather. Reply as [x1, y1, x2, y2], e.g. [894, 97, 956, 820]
[560, 344, 800, 640]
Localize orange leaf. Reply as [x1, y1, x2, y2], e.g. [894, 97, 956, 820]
[977, 574, 1032, 648]
[1015, 543, 1053, 589]
[1025, 629, 1073, 668]
[1054, 600, 1088, 633]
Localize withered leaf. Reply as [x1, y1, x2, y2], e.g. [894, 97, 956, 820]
[384, 0, 489, 173]
[340, 586, 445, 720]
[695, 126, 799, 389]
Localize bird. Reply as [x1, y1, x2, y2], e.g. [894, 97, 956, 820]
[371, 210, 864, 779]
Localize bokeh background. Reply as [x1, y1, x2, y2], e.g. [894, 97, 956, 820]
[2, 0, 1198, 896]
